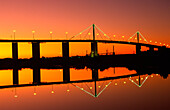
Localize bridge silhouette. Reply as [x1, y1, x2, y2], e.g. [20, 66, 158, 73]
[0, 24, 169, 60]
[0, 24, 169, 98]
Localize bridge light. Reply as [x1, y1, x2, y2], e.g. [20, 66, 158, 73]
[67, 89, 70, 92]
[32, 30, 35, 33]
[150, 40, 152, 43]
[151, 75, 153, 77]
[90, 87, 92, 89]
[50, 31, 53, 39]
[135, 38, 137, 40]
[32, 31, 35, 39]
[167, 45, 169, 46]
[88, 33, 91, 35]
[141, 78, 143, 80]
[13, 30, 16, 40]
[122, 36, 124, 38]
[160, 43, 162, 45]
[79, 32, 82, 34]
[163, 44, 165, 45]
[155, 42, 157, 43]
[81, 88, 84, 90]
[113, 35, 116, 37]
[140, 38, 142, 41]
[105, 85, 108, 87]
[97, 33, 99, 36]
[104, 34, 106, 36]
[136, 79, 138, 81]
[98, 86, 101, 88]
[65, 32, 68, 34]
[115, 83, 117, 85]
[124, 81, 126, 84]
[13, 30, 16, 33]
[51, 91, 54, 94]
[34, 92, 37, 96]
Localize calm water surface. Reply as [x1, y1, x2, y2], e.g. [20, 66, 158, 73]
[0, 67, 169, 110]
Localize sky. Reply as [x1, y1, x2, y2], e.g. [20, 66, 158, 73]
[0, 0, 170, 58]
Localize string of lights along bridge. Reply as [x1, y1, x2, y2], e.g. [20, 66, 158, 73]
[8, 24, 170, 48]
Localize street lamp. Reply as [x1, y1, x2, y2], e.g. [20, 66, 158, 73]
[13, 30, 16, 40]
[32, 31, 35, 40]
[113, 35, 116, 40]
[122, 36, 124, 41]
[65, 32, 68, 39]
[79, 32, 82, 39]
[50, 31, 53, 39]
[88, 33, 91, 39]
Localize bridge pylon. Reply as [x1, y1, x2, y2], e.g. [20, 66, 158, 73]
[91, 24, 98, 57]
[136, 31, 141, 55]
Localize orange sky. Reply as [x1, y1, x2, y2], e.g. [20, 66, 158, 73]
[0, 0, 170, 58]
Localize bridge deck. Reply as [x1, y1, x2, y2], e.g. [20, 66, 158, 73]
[0, 39, 164, 48]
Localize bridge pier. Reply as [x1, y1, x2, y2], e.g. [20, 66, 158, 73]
[33, 67, 41, 84]
[62, 42, 69, 59]
[63, 66, 70, 82]
[12, 42, 18, 60]
[149, 46, 154, 54]
[13, 68, 19, 85]
[136, 44, 141, 55]
[32, 42, 40, 60]
[91, 41, 98, 57]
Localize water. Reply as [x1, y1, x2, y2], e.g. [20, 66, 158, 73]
[0, 67, 169, 110]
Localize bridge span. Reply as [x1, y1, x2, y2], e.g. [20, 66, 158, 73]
[0, 39, 169, 60]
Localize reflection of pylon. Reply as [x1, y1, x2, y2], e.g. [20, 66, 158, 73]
[129, 75, 149, 87]
[72, 80, 112, 97]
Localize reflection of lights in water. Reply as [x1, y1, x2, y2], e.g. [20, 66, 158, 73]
[136, 79, 138, 81]
[51, 85, 54, 94]
[124, 81, 126, 84]
[33, 92, 36, 95]
[151, 75, 153, 77]
[156, 74, 158, 76]
[98, 86, 101, 88]
[14, 87, 18, 98]
[141, 78, 143, 80]
[34, 86, 37, 96]
[67, 89, 70, 92]
[115, 83, 117, 85]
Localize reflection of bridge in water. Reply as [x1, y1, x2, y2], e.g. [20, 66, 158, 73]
[0, 66, 162, 97]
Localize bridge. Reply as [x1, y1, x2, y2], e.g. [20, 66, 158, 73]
[0, 24, 169, 60]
